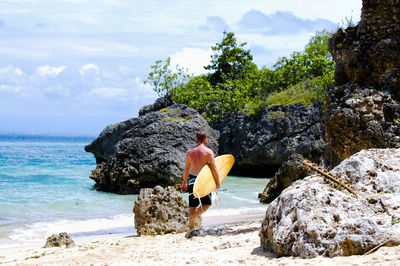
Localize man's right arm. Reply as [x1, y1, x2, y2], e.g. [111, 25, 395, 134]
[181, 152, 191, 192]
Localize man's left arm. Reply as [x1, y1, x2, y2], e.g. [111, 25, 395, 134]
[209, 152, 220, 189]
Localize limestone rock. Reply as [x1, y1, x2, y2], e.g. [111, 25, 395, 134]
[260, 148, 400, 258]
[213, 103, 325, 177]
[85, 98, 219, 194]
[331, 149, 400, 195]
[43, 232, 75, 248]
[325, 86, 400, 167]
[258, 153, 314, 203]
[326, 0, 400, 167]
[133, 186, 201, 235]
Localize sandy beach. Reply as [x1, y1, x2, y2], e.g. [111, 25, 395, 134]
[1, 213, 400, 266]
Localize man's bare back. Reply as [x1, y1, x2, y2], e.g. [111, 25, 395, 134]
[186, 144, 214, 176]
[182, 143, 220, 191]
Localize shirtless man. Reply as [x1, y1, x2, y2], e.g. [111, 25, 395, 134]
[181, 131, 220, 230]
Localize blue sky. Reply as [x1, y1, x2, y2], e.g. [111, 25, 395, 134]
[0, 0, 362, 136]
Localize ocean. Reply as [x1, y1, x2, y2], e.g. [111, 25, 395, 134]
[0, 134, 268, 248]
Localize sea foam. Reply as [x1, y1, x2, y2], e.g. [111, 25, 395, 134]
[1, 214, 134, 248]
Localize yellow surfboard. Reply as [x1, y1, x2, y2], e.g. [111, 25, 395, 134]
[193, 154, 235, 198]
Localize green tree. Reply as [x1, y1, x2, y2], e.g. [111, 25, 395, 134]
[144, 57, 192, 97]
[205, 31, 258, 86]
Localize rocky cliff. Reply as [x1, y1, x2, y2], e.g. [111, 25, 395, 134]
[326, 0, 400, 167]
[85, 99, 219, 194]
[213, 103, 325, 177]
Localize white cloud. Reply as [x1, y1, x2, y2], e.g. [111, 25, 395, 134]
[0, 65, 26, 84]
[118, 66, 131, 75]
[0, 84, 22, 93]
[237, 10, 335, 36]
[82, 16, 98, 24]
[0, 65, 24, 77]
[135, 76, 142, 85]
[79, 63, 100, 76]
[170, 48, 212, 75]
[36, 65, 66, 77]
[43, 85, 70, 98]
[199, 16, 228, 32]
[88, 87, 126, 98]
[135, 76, 154, 91]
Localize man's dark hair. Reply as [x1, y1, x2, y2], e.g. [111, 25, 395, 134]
[196, 131, 207, 143]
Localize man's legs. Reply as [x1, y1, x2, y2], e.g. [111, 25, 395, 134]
[189, 205, 211, 230]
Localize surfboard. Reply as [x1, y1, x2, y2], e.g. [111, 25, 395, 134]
[193, 154, 235, 198]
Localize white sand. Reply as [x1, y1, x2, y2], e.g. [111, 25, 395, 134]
[1, 213, 399, 266]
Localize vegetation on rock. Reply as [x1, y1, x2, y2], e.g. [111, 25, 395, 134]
[145, 30, 335, 122]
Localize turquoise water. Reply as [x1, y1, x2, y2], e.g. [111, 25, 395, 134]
[0, 135, 268, 248]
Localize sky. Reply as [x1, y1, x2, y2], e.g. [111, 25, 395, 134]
[0, 0, 362, 136]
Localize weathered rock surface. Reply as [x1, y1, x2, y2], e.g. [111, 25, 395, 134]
[133, 186, 201, 235]
[212, 103, 325, 177]
[258, 153, 314, 204]
[85, 99, 219, 194]
[260, 148, 400, 258]
[326, 0, 400, 167]
[43, 232, 75, 248]
[138, 96, 175, 117]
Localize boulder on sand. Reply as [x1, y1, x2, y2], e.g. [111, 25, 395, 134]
[85, 98, 219, 194]
[133, 186, 201, 235]
[260, 148, 400, 258]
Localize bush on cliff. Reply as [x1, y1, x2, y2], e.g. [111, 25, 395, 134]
[264, 72, 334, 107]
[245, 30, 335, 113]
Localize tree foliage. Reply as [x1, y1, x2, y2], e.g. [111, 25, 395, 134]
[145, 30, 335, 122]
[169, 31, 262, 121]
[144, 57, 192, 97]
[205, 31, 258, 86]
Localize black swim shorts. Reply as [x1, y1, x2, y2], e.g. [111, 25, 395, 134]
[188, 174, 211, 207]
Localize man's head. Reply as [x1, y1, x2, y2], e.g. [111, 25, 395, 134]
[196, 131, 207, 144]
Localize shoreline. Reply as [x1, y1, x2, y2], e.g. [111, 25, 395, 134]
[0, 209, 268, 252]
[1, 211, 400, 265]
[1, 222, 400, 265]
[0, 207, 267, 250]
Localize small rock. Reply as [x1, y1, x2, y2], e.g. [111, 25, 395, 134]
[43, 232, 75, 248]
